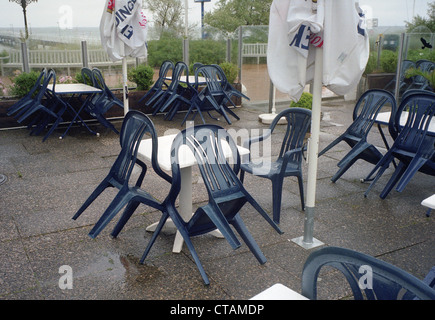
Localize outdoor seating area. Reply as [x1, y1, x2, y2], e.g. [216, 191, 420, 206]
[6, 67, 123, 141]
[0, 93, 433, 300]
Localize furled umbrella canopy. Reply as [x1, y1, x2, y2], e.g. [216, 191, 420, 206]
[100, 0, 149, 114]
[267, 0, 369, 248]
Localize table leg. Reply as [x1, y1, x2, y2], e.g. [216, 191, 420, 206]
[172, 166, 193, 253]
[59, 95, 98, 139]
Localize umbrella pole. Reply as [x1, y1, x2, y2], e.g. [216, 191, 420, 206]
[292, 46, 324, 249]
[122, 57, 129, 116]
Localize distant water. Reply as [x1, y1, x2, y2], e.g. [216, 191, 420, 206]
[0, 27, 102, 47]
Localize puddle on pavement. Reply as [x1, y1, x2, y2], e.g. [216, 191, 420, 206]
[74, 252, 163, 284]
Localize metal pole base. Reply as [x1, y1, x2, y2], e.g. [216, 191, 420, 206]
[258, 113, 286, 125]
[291, 206, 324, 249]
[291, 236, 324, 250]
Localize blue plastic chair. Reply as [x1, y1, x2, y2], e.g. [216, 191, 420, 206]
[182, 65, 240, 125]
[319, 89, 396, 183]
[89, 68, 124, 134]
[301, 246, 435, 300]
[383, 60, 416, 95]
[151, 61, 192, 117]
[364, 91, 435, 199]
[139, 60, 174, 106]
[240, 108, 311, 224]
[15, 69, 67, 142]
[405, 59, 435, 92]
[7, 68, 47, 117]
[140, 125, 282, 285]
[72, 110, 171, 238]
[213, 64, 250, 104]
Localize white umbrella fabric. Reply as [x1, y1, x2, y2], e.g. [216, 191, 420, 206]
[268, 0, 369, 248]
[100, 0, 149, 115]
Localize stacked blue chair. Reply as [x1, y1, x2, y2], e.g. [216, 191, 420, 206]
[405, 59, 435, 92]
[302, 246, 435, 300]
[151, 61, 192, 117]
[240, 108, 311, 224]
[7, 68, 47, 117]
[383, 60, 416, 95]
[89, 68, 124, 134]
[214, 64, 250, 106]
[319, 89, 396, 183]
[139, 60, 174, 106]
[364, 91, 435, 198]
[12, 69, 67, 142]
[72, 110, 172, 238]
[140, 125, 282, 285]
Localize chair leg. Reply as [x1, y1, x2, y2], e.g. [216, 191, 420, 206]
[239, 169, 245, 183]
[296, 174, 305, 211]
[379, 162, 406, 199]
[244, 191, 283, 234]
[395, 157, 428, 193]
[140, 212, 169, 263]
[331, 157, 359, 183]
[72, 179, 111, 220]
[271, 178, 284, 224]
[231, 214, 266, 264]
[364, 161, 392, 198]
[110, 200, 141, 238]
[88, 189, 134, 238]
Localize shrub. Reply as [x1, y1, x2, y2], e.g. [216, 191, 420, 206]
[289, 92, 312, 110]
[219, 62, 239, 83]
[127, 64, 154, 90]
[10, 70, 40, 97]
[380, 50, 398, 73]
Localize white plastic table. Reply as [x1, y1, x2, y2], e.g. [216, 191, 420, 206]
[250, 283, 309, 300]
[137, 133, 249, 253]
[375, 111, 435, 133]
[47, 83, 102, 139]
[421, 194, 435, 217]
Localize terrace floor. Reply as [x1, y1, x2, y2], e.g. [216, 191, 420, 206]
[0, 97, 433, 302]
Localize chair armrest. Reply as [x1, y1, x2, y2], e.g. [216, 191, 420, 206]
[242, 129, 272, 149]
[280, 147, 303, 173]
[134, 158, 148, 187]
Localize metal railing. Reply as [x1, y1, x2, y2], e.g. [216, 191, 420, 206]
[0, 41, 137, 75]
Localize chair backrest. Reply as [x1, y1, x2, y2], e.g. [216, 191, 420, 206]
[92, 68, 116, 98]
[156, 60, 174, 86]
[167, 125, 243, 212]
[349, 89, 396, 138]
[388, 92, 435, 157]
[167, 61, 188, 91]
[35, 69, 55, 102]
[28, 68, 47, 97]
[301, 246, 435, 300]
[269, 108, 312, 163]
[412, 60, 435, 84]
[81, 67, 96, 87]
[196, 65, 225, 94]
[400, 60, 416, 80]
[112, 110, 171, 185]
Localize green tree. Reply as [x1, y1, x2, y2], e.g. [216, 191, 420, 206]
[9, 0, 38, 41]
[144, 0, 184, 39]
[405, 1, 435, 32]
[204, 0, 273, 34]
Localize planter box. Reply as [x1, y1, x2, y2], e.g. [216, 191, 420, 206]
[0, 85, 243, 129]
[366, 73, 396, 90]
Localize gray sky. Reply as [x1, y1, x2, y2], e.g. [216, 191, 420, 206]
[0, 0, 431, 29]
[0, 0, 216, 28]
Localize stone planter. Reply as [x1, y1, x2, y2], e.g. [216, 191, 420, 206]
[366, 73, 396, 90]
